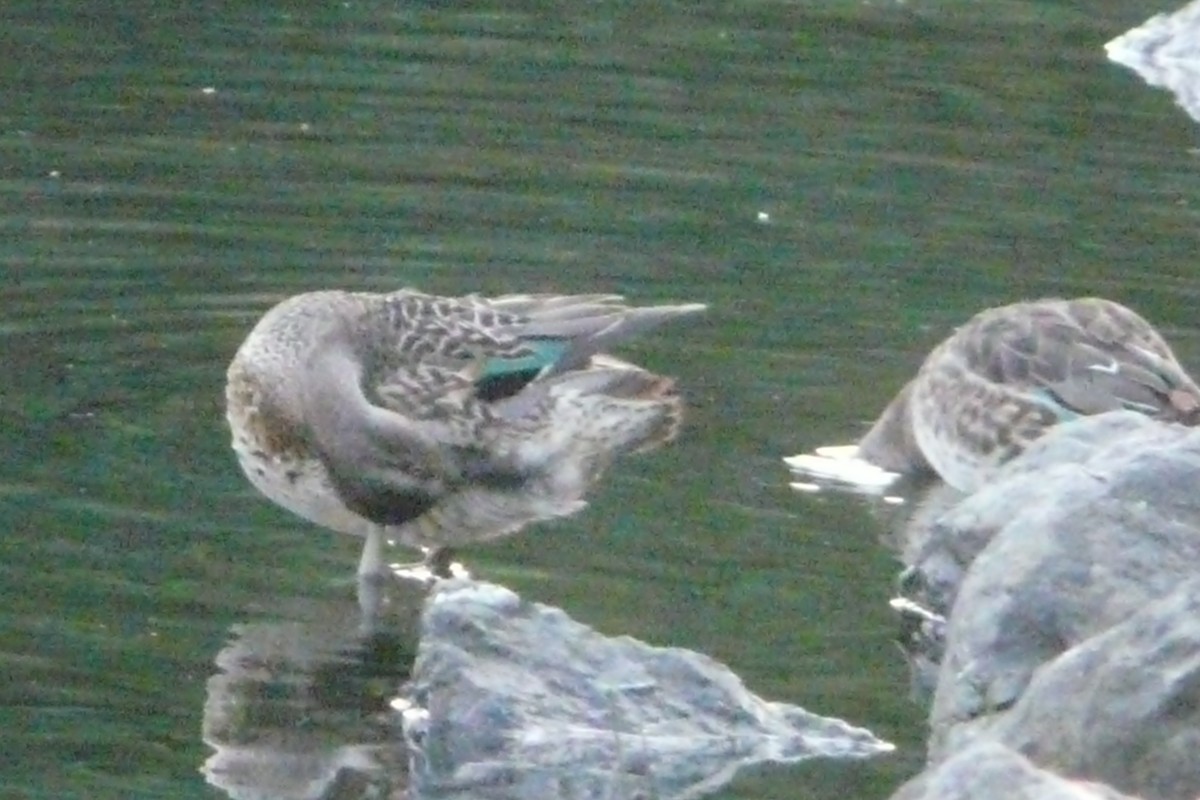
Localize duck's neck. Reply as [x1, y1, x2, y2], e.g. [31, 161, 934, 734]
[304, 334, 377, 461]
[304, 331, 445, 478]
[858, 380, 932, 474]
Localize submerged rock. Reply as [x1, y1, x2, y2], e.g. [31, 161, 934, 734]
[399, 580, 893, 800]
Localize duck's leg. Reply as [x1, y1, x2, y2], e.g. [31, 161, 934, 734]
[358, 524, 387, 578]
[387, 545, 464, 582]
[356, 525, 388, 627]
[426, 546, 457, 579]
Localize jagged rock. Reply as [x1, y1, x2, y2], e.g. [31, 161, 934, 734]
[982, 579, 1200, 800]
[399, 581, 893, 800]
[880, 411, 1200, 799]
[1107, 0, 1200, 126]
[890, 414, 1175, 700]
[925, 415, 1200, 757]
[900, 412, 1175, 616]
[890, 741, 1139, 800]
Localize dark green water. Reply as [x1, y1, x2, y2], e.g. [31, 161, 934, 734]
[2, 0, 1197, 798]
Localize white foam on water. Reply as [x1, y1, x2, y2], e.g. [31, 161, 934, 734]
[783, 444, 902, 498]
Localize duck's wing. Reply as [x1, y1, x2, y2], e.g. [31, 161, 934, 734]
[483, 293, 706, 375]
[971, 298, 1200, 420]
[375, 290, 704, 388]
[360, 290, 703, 485]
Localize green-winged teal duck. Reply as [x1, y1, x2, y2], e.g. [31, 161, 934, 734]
[856, 297, 1200, 491]
[226, 289, 705, 588]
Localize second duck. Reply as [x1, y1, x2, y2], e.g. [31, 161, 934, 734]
[858, 297, 1200, 491]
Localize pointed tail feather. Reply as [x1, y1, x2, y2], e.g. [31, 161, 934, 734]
[484, 294, 626, 314]
[623, 378, 685, 453]
[516, 301, 706, 374]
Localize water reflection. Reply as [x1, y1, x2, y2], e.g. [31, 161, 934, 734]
[782, 438, 966, 705]
[202, 582, 426, 800]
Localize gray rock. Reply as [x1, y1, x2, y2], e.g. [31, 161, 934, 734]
[890, 414, 1179, 701]
[1107, 0, 1200, 127]
[918, 415, 1200, 757]
[890, 741, 1138, 800]
[399, 581, 893, 800]
[885, 411, 1200, 799]
[986, 579, 1200, 800]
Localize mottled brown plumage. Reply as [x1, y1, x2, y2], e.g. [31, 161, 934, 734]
[225, 288, 704, 581]
[858, 298, 1200, 491]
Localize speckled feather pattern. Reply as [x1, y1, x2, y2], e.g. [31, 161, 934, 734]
[861, 297, 1200, 491]
[225, 288, 703, 550]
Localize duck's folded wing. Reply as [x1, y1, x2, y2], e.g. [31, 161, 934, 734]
[508, 300, 705, 374]
[380, 291, 703, 380]
[371, 363, 477, 419]
[1021, 321, 1197, 417]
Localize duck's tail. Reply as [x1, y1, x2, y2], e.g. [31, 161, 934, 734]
[494, 355, 685, 459]
[398, 361, 683, 550]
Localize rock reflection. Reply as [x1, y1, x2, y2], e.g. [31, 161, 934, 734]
[783, 447, 960, 701]
[203, 574, 894, 800]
